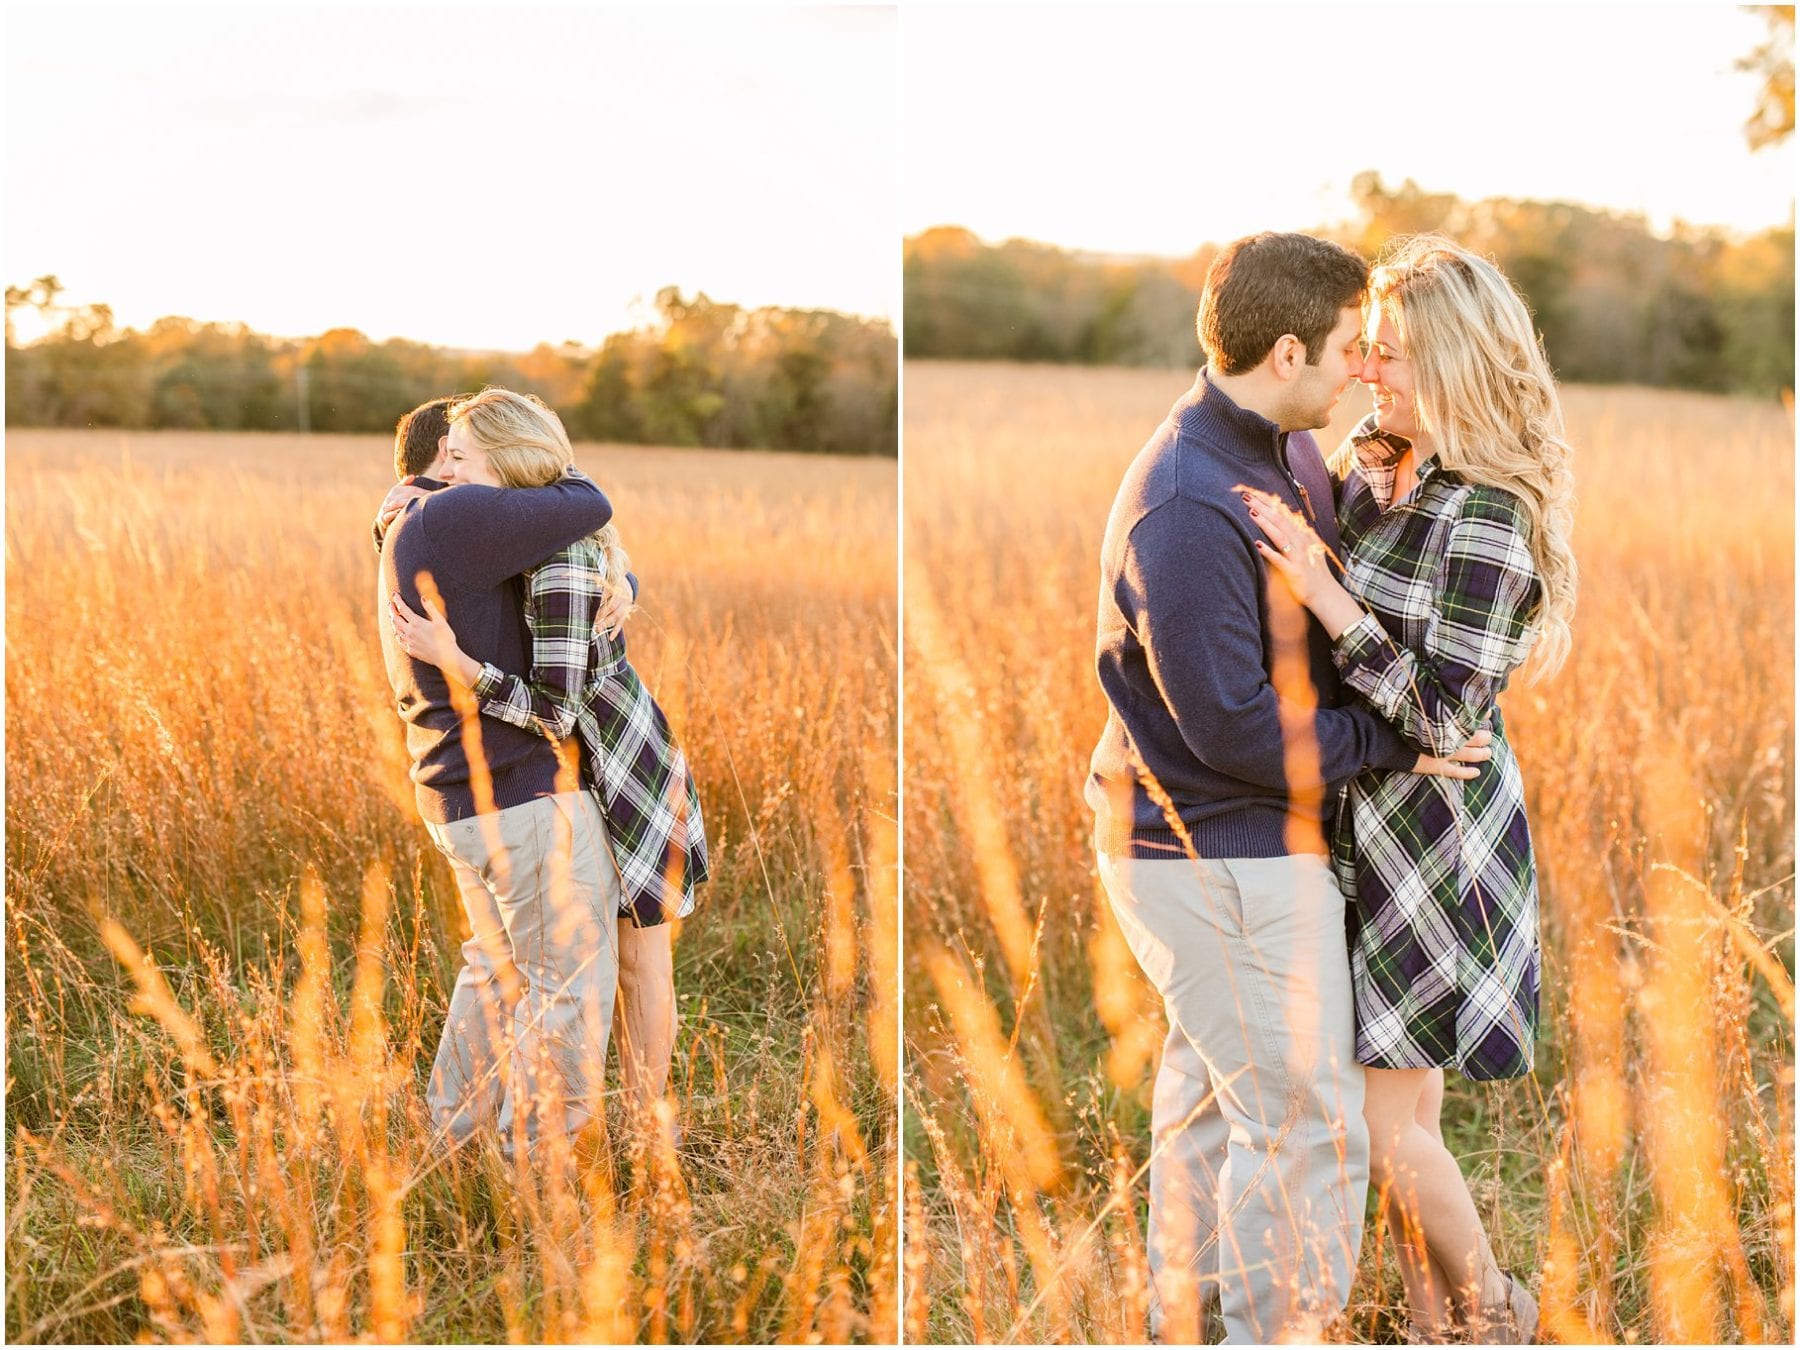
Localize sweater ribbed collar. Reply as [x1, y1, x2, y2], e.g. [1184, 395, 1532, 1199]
[1179, 369, 1287, 464]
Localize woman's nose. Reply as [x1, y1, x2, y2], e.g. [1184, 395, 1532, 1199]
[1358, 351, 1381, 384]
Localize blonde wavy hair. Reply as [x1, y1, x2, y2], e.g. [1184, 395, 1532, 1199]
[447, 387, 632, 607]
[1368, 235, 1577, 678]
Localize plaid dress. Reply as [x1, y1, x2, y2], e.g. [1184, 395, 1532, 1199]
[1328, 416, 1543, 1081]
[472, 535, 709, 927]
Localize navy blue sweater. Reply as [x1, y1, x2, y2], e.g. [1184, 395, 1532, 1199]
[1086, 372, 1417, 859]
[379, 471, 612, 824]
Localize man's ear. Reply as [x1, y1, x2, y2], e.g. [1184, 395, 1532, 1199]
[1268, 334, 1305, 382]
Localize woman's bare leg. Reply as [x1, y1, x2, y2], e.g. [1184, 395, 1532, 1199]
[1365, 1067, 1509, 1331]
[1414, 1069, 1467, 1320]
[1382, 1068, 1460, 1333]
[614, 921, 677, 1120]
[1415, 1068, 1444, 1142]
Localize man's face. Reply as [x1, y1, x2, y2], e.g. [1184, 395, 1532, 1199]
[443, 420, 502, 486]
[1287, 305, 1365, 431]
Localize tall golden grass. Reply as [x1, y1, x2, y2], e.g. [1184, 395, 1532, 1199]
[903, 361, 1794, 1343]
[5, 429, 898, 1343]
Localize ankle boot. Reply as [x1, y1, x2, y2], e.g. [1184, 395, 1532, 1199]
[1471, 1270, 1537, 1344]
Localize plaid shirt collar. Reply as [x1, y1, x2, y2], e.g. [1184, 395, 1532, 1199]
[1348, 411, 1444, 510]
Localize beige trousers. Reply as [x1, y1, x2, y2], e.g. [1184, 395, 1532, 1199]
[1097, 851, 1369, 1344]
[425, 791, 621, 1158]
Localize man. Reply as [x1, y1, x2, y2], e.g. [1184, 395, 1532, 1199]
[376, 393, 621, 1162]
[1085, 233, 1489, 1343]
[393, 395, 455, 481]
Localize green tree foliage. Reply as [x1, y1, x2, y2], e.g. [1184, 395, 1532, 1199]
[902, 178, 1795, 398]
[903, 227, 1214, 368]
[572, 288, 897, 455]
[5, 286, 897, 455]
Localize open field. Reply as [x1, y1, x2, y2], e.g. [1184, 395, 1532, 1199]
[903, 361, 1795, 1343]
[5, 430, 898, 1343]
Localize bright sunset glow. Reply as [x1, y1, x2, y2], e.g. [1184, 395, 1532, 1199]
[6, 6, 898, 350]
[903, 6, 1794, 253]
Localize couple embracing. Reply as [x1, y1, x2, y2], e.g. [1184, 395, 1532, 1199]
[1090, 233, 1574, 1344]
[374, 388, 708, 1163]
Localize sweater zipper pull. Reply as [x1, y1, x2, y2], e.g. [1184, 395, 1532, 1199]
[1275, 430, 1315, 524]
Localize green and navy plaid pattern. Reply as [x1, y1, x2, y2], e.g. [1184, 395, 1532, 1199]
[473, 535, 709, 927]
[1328, 414, 1544, 1081]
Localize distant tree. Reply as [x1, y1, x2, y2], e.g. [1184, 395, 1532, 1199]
[1349, 172, 1460, 257]
[769, 338, 829, 450]
[1740, 5, 1795, 149]
[301, 328, 420, 433]
[1715, 224, 1795, 394]
[574, 336, 645, 443]
[5, 275, 63, 347]
[517, 341, 589, 408]
[904, 228, 1038, 359]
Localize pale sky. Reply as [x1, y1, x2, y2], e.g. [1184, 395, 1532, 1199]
[903, 5, 1795, 253]
[7, 6, 899, 350]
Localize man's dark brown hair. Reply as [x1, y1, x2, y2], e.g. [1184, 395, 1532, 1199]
[393, 397, 455, 478]
[1196, 233, 1369, 375]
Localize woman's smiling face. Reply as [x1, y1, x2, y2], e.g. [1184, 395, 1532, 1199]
[443, 418, 503, 486]
[1360, 309, 1420, 442]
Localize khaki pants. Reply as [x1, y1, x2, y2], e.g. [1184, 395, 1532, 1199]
[1097, 851, 1369, 1344]
[425, 791, 621, 1158]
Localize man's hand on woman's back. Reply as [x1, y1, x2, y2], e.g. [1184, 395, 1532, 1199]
[374, 477, 433, 542]
[1412, 728, 1493, 780]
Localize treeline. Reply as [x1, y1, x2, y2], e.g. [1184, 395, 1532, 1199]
[4, 283, 897, 456]
[905, 172, 1796, 398]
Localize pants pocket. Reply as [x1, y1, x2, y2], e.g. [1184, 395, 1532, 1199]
[1221, 854, 1340, 940]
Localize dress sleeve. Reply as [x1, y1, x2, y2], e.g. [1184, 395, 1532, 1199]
[472, 552, 596, 743]
[1332, 487, 1543, 757]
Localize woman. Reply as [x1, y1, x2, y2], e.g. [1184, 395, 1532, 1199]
[391, 387, 709, 1126]
[1245, 236, 1576, 1344]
